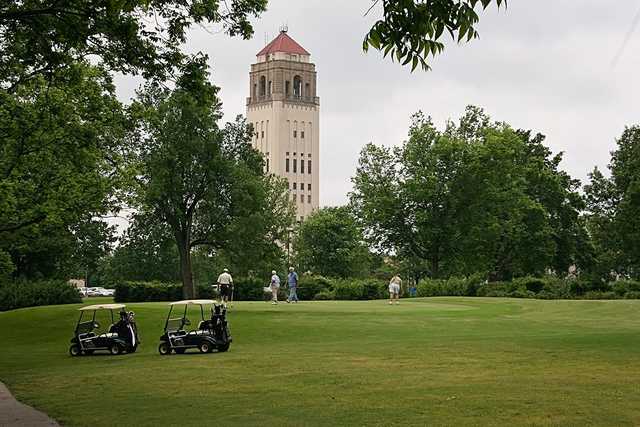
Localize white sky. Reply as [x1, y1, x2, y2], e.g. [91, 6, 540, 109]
[115, 0, 640, 208]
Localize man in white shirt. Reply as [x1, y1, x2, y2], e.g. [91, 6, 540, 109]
[217, 268, 233, 305]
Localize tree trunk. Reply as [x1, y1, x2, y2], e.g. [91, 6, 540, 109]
[177, 239, 195, 300]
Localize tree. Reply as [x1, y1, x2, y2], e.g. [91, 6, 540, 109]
[0, 0, 268, 86]
[363, 0, 506, 71]
[0, 62, 127, 277]
[130, 57, 293, 298]
[585, 126, 640, 279]
[351, 106, 586, 281]
[293, 206, 371, 278]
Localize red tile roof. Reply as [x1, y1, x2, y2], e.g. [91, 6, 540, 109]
[257, 31, 310, 56]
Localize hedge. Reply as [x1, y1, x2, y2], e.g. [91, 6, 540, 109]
[0, 280, 82, 311]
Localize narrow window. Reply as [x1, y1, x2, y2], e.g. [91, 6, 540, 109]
[266, 158, 269, 172]
[300, 182, 303, 190]
[308, 194, 311, 203]
[268, 81, 272, 94]
[293, 75, 302, 97]
[292, 194, 296, 201]
[301, 159, 305, 174]
[300, 194, 304, 202]
[307, 183, 311, 191]
[293, 130, 297, 138]
[286, 158, 290, 172]
[307, 160, 311, 174]
[253, 83, 257, 99]
[285, 81, 290, 96]
[301, 131, 305, 139]
[261, 130, 264, 138]
[293, 159, 297, 173]
[286, 152, 289, 155]
[287, 180, 290, 189]
[259, 76, 266, 97]
[293, 182, 297, 190]
[305, 83, 310, 97]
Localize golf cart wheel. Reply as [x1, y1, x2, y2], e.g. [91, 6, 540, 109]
[175, 348, 186, 354]
[128, 345, 137, 354]
[69, 344, 81, 357]
[109, 343, 122, 355]
[217, 343, 230, 353]
[198, 341, 212, 353]
[158, 342, 170, 355]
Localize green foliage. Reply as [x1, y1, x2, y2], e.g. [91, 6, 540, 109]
[113, 281, 217, 303]
[129, 58, 294, 298]
[0, 0, 267, 85]
[0, 280, 81, 311]
[351, 107, 587, 281]
[585, 126, 640, 279]
[293, 206, 371, 278]
[313, 290, 335, 300]
[297, 275, 333, 301]
[363, 0, 506, 71]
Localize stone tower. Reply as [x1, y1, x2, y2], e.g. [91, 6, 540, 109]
[246, 29, 319, 221]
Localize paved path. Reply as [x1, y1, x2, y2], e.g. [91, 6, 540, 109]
[0, 382, 59, 426]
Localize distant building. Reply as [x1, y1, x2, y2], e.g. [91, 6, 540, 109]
[246, 29, 320, 221]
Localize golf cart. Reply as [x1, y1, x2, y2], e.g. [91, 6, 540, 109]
[69, 304, 139, 356]
[158, 299, 232, 355]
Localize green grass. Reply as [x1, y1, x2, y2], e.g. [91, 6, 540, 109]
[1, 297, 640, 426]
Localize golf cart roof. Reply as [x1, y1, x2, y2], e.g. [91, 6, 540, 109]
[79, 304, 126, 311]
[169, 299, 216, 306]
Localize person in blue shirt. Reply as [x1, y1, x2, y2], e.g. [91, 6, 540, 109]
[286, 266, 299, 303]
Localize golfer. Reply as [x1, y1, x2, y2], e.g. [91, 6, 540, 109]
[217, 268, 233, 305]
[270, 270, 281, 304]
[388, 274, 402, 305]
[287, 266, 299, 303]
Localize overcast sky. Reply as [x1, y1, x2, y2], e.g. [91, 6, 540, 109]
[116, 0, 640, 207]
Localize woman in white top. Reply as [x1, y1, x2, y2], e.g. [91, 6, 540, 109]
[270, 270, 281, 304]
[388, 275, 402, 305]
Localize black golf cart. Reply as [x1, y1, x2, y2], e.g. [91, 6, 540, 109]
[158, 299, 232, 355]
[69, 304, 139, 356]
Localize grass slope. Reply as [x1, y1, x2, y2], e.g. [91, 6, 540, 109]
[1, 297, 640, 426]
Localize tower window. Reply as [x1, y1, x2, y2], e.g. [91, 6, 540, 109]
[293, 159, 297, 173]
[308, 194, 311, 203]
[301, 159, 305, 174]
[300, 194, 304, 202]
[293, 75, 302, 97]
[307, 160, 311, 174]
[293, 130, 297, 138]
[307, 183, 311, 191]
[293, 182, 297, 190]
[285, 81, 290, 96]
[285, 158, 290, 173]
[261, 131, 264, 138]
[300, 182, 303, 191]
[259, 76, 266, 97]
[268, 81, 272, 94]
[301, 131, 305, 139]
[305, 82, 310, 97]
[253, 83, 257, 99]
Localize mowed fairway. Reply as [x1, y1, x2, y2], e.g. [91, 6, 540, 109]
[1, 298, 640, 426]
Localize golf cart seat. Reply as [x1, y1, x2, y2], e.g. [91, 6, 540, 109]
[99, 332, 119, 339]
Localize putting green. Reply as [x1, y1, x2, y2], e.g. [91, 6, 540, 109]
[1, 297, 640, 426]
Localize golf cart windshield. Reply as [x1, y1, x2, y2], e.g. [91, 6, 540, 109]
[76, 304, 127, 334]
[165, 300, 216, 332]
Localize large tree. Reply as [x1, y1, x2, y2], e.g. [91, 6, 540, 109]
[130, 57, 293, 298]
[293, 206, 371, 278]
[351, 106, 586, 281]
[585, 126, 640, 279]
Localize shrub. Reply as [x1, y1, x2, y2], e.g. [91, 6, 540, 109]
[233, 277, 266, 301]
[333, 280, 365, 300]
[624, 291, 640, 299]
[611, 280, 640, 297]
[582, 291, 617, 300]
[314, 290, 335, 300]
[513, 276, 546, 294]
[297, 275, 333, 301]
[0, 280, 82, 311]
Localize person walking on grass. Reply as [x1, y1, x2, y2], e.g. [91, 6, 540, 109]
[217, 268, 233, 306]
[389, 274, 402, 305]
[287, 266, 299, 303]
[270, 270, 281, 304]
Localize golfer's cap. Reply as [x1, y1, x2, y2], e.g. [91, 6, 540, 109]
[289, 266, 294, 271]
[271, 270, 276, 275]
[223, 268, 229, 272]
